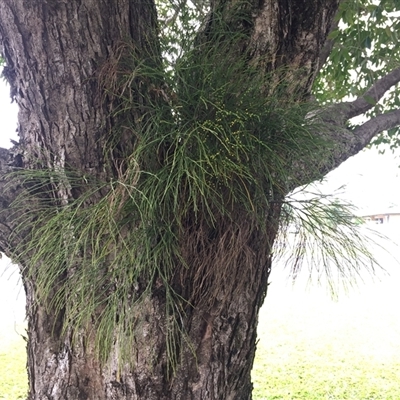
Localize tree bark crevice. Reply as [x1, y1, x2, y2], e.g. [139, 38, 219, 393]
[249, 0, 340, 96]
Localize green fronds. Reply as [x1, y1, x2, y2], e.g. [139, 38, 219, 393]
[7, 25, 376, 370]
[276, 187, 385, 297]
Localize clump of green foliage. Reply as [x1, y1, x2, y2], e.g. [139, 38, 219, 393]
[314, 0, 400, 150]
[8, 8, 379, 369]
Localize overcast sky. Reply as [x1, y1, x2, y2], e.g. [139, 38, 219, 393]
[318, 146, 400, 213]
[0, 79, 399, 213]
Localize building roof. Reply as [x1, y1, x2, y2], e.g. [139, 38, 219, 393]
[358, 204, 400, 217]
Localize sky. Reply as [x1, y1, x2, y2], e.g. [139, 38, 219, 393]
[316, 146, 400, 214]
[0, 79, 399, 214]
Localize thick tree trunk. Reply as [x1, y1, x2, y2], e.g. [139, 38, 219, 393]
[0, 1, 341, 399]
[23, 225, 277, 399]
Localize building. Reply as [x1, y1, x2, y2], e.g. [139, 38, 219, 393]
[361, 205, 400, 225]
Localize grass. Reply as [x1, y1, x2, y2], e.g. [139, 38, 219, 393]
[0, 324, 27, 400]
[1, 228, 400, 399]
[252, 288, 400, 399]
[252, 227, 400, 399]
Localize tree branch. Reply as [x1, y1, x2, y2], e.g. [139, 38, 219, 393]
[352, 108, 400, 148]
[305, 66, 400, 182]
[158, 0, 181, 26]
[316, 108, 400, 182]
[343, 66, 400, 119]
[292, 104, 400, 191]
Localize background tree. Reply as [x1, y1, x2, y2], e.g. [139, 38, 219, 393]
[0, 0, 399, 399]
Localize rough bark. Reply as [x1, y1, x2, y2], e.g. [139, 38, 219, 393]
[1, 0, 400, 399]
[248, 0, 339, 95]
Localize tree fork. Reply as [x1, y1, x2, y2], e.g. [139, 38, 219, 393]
[2, 0, 400, 399]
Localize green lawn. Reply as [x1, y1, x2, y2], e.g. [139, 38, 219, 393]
[252, 286, 400, 399]
[0, 324, 27, 400]
[1, 239, 400, 399]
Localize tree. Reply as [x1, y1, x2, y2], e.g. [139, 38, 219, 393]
[0, 0, 399, 399]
